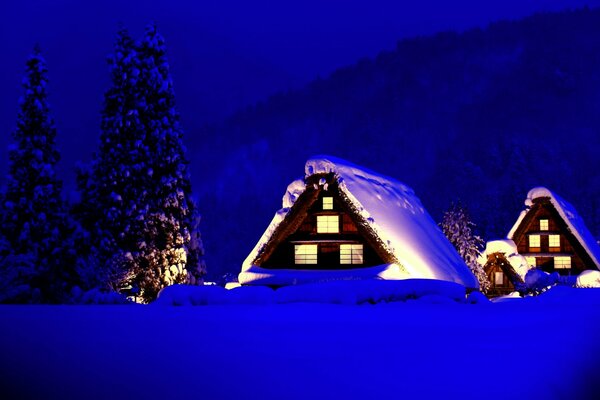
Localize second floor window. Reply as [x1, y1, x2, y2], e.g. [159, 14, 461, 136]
[317, 215, 339, 233]
[549, 235, 560, 248]
[529, 235, 540, 249]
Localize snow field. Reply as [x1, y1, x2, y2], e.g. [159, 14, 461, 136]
[1, 292, 600, 400]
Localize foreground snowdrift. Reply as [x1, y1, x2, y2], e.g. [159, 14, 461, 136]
[1, 289, 600, 400]
[154, 279, 472, 306]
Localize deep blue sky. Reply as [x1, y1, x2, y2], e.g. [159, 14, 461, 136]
[1, 0, 599, 193]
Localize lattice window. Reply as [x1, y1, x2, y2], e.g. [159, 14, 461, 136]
[317, 215, 339, 233]
[322, 197, 333, 210]
[525, 256, 537, 267]
[529, 235, 540, 249]
[549, 235, 560, 248]
[295, 244, 318, 264]
[340, 244, 364, 264]
[554, 256, 571, 269]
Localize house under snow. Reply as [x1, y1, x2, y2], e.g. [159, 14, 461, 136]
[482, 187, 600, 296]
[507, 187, 600, 276]
[238, 156, 479, 289]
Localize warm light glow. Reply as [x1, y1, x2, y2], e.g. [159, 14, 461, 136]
[540, 219, 548, 231]
[295, 244, 318, 264]
[340, 244, 363, 264]
[549, 234, 560, 248]
[494, 271, 504, 285]
[525, 256, 536, 267]
[529, 235, 540, 248]
[317, 215, 339, 233]
[554, 256, 571, 269]
[322, 197, 333, 210]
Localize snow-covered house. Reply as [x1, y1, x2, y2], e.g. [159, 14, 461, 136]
[507, 187, 600, 276]
[238, 156, 479, 289]
[481, 239, 531, 296]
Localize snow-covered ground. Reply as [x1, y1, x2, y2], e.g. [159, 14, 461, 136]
[1, 289, 600, 400]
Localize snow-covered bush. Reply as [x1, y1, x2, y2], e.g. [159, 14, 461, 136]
[575, 270, 600, 288]
[523, 269, 559, 295]
[441, 203, 490, 293]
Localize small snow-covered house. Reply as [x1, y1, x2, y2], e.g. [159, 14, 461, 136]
[507, 187, 600, 276]
[481, 240, 531, 296]
[239, 156, 479, 289]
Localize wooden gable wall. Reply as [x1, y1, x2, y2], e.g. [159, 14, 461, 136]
[258, 174, 390, 270]
[512, 197, 594, 275]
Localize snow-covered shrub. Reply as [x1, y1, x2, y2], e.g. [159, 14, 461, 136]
[523, 269, 559, 295]
[575, 270, 600, 288]
[441, 203, 490, 293]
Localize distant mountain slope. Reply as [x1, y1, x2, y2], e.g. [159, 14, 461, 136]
[192, 7, 600, 278]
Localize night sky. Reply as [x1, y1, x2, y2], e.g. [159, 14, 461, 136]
[1, 0, 599, 194]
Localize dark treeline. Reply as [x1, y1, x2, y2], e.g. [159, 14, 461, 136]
[192, 7, 600, 279]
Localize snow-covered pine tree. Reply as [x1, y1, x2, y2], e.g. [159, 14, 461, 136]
[440, 203, 490, 293]
[0, 47, 74, 303]
[130, 23, 205, 301]
[76, 27, 146, 293]
[77, 25, 205, 302]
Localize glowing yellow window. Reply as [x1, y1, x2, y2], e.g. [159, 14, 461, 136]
[549, 235, 560, 248]
[322, 197, 333, 210]
[554, 256, 571, 269]
[529, 235, 540, 249]
[294, 244, 318, 264]
[317, 215, 339, 233]
[494, 272, 504, 285]
[340, 244, 363, 264]
[525, 256, 536, 267]
[540, 219, 548, 231]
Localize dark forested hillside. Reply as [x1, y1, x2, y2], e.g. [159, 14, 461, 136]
[192, 7, 600, 278]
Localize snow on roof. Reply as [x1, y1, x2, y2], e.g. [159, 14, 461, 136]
[482, 239, 532, 281]
[240, 155, 479, 289]
[508, 187, 600, 270]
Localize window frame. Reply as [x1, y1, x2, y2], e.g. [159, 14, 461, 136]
[548, 234, 560, 249]
[494, 271, 504, 285]
[529, 234, 541, 249]
[294, 244, 318, 264]
[340, 244, 364, 265]
[539, 219, 549, 231]
[554, 256, 571, 269]
[316, 215, 340, 233]
[322, 197, 334, 210]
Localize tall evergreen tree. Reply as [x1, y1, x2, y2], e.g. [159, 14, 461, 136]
[76, 27, 144, 292]
[441, 203, 490, 293]
[131, 23, 205, 301]
[78, 25, 205, 302]
[0, 47, 72, 303]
